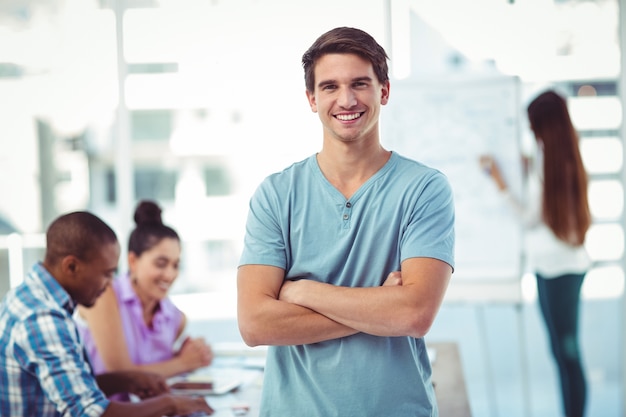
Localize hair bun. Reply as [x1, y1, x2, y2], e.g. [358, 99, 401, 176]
[134, 200, 163, 226]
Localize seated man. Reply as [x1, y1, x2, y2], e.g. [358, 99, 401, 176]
[0, 211, 213, 417]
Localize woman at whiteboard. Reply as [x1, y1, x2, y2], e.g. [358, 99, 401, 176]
[480, 89, 591, 417]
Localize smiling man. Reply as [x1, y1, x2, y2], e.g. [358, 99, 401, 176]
[237, 27, 455, 416]
[0, 211, 213, 417]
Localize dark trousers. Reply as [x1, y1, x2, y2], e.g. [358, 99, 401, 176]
[536, 272, 587, 417]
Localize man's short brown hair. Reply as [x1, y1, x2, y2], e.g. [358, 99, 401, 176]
[302, 27, 389, 93]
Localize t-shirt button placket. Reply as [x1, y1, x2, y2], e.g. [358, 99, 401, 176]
[342, 202, 351, 228]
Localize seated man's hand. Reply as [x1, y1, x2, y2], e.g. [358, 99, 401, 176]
[120, 370, 169, 399]
[96, 370, 168, 398]
[166, 394, 214, 416]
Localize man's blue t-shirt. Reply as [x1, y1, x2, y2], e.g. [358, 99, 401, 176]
[239, 152, 455, 417]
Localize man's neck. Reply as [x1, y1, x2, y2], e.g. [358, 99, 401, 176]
[317, 141, 391, 199]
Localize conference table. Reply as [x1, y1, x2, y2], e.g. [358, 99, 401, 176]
[429, 342, 473, 417]
[184, 341, 471, 417]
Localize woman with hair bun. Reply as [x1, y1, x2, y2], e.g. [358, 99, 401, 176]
[77, 200, 213, 385]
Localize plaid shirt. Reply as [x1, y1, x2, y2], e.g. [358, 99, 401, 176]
[0, 263, 110, 417]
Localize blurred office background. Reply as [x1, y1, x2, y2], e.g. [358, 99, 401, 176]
[0, 0, 624, 416]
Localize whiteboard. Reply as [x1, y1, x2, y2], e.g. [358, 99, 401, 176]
[382, 75, 524, 290]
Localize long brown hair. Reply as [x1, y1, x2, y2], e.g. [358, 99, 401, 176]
[527, 90, 591, 246]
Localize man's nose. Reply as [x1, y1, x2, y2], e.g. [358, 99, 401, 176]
[337, 87, 357, 108]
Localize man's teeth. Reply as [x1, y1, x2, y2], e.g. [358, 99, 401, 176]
[336, 113, 361, 121]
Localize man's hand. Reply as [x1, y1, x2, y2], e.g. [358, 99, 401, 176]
[102, 390, 214, 416]
[277, 279, 301, 304]
[96, 370, 168, 399]
[382, 271, 402, 286]
[165, 394, 214, 416]
[124, 370, 169, 399]
[237, 264, 360, 346]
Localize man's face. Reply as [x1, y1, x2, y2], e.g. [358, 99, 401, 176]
[71, 241, 120, 307]
[306, 53, 389, 145]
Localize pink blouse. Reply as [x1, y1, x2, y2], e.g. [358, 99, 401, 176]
[77, 273, 183, 375]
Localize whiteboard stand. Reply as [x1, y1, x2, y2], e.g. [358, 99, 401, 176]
[475, 304, 498, 417]
[515, 302, 532, 417]
[474, 301, 531, 417]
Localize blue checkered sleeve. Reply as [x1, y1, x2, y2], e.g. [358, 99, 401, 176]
[10, 310, 109, 416]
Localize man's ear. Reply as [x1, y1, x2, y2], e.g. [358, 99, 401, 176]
[380, 81, 390, 105]
[61, 255, 79, 275]
[306, 90, 318, 113]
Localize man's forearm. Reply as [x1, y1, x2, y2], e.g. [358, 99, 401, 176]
[282, 281, 405, 335]
[238, 297, 358, 347]
[280, 259, 451, 338]
[280, 280, 443, 338]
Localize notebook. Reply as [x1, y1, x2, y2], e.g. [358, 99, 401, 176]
[168, 372, 243, 396]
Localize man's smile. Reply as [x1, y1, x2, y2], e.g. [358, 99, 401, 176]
[335, 112, 363, 121]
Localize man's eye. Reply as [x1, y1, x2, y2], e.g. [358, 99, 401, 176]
[322, 85, 336, 91]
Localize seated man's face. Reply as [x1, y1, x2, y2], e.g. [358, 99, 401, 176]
[72, 242, 120, 307]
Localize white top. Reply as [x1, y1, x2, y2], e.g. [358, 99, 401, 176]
[503, 158, 591, 278]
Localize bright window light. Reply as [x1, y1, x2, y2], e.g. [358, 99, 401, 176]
[582, 265, 624, 299]
[580, 137, 623, 174]
[568, 96, 623, 131]
[390, 0, 412, 79]
[586, 224, 624, 262]
[521, 272, 538, 302]
[588, 180, 623, 220]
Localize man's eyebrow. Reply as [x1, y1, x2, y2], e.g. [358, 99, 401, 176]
[317, 79, 337, 88]
[352, 76, 373, 83]
[317, 76, 373, 89]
